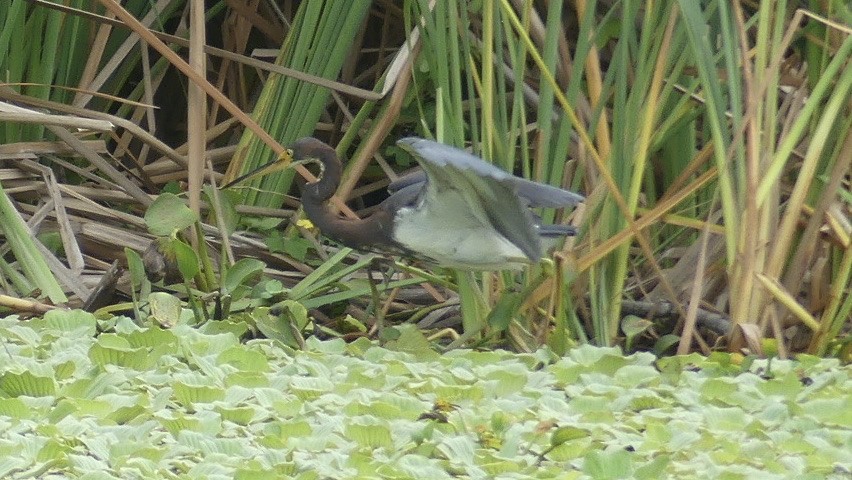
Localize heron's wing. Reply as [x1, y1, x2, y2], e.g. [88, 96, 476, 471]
[380, 182, 423, 212]
[397, 137, 542, 262]
[395, 138, 584, 206]
[391, 169, 583, 208]
[510, 176, 584, 207]
[397, 138, 514, 179]
[388, 170, 426, 193]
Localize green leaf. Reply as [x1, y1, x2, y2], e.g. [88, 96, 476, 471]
[125, 247, 146, 288]
[486, 291, 523, 331]
[215, 405, 257, 425]
[382, 324, 438, 360]
[124, 327, 178, 349]
[199, 319, 249, 339]
[145, 193, 198, 236]
[621, 315, 652, 349]
[217, 346, 269, 372]
[41, 309, 97, 336]
[551, 426, 589, 446]
[148, 292, 183, 328]
[288, 376, 334, 401]
[254, 301, 309, 349]
[266, 234, 311, 262]
[0, 398, 30, 418]
[223, 258, 265, 296]
[0, 371, 56, 397]
[107, 404, 148, 425]
[583, 449, 633, 479]
[53, 361, 76, 381]
[88, 335, 150, 370]
[800, 398, 852, 428]
[653, 334, 681, 355]
[173, 381, 225, 405]
[345, 422, 394, 450]
[635, 455, 671, 479]
[171, 238, 200, 281]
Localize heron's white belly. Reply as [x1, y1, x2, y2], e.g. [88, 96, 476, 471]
[392, 205, 530, 270]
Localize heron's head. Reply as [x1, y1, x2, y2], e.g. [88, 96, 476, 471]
[289, 137, 335, 176]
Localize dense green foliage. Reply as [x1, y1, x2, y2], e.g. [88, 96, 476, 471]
[1, 312, 849, 478]
[1, 1, 849, 355]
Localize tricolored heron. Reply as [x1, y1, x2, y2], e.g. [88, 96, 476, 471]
[225, 137, 583, 269]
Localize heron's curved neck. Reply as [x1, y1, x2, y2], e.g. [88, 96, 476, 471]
[305, 148, 340, 201]
[302, 199, 392, 249]
[301, 148, 394, 249]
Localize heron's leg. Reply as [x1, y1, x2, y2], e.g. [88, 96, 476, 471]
[366, 256, 395, 337]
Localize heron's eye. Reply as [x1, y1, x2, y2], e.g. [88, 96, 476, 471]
[286, 148, 294, 157]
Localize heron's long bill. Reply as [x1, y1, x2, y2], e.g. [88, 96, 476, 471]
[220, 149, 296, 189]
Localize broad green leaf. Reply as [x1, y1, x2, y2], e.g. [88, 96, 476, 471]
[551, 426, 590, 446]
[583, 449, 633, 479]
[635, 455, 671, 480]
[124, 247, 146, 288]
[382, 324, 438, 360]
[217, 346, 269, 372]
[148, 292, 182, 328]
[88, 335, 150, 370]
[621, 315, 652, 350]
[215, 405, 256, 425]
[124, 327, 178, 349]
[486, 291, 523, 331]
[0, 371, 56, 397]
[345, 422, 394, 450]
[0, 397, 30, 417]
[41, 309, 97, 335]
[171, 238, 200, 281]
[145, 193, 198, 236]
[173, 382, 225, 405]
[223, 258, 265, 295]
[254, 302, 308, 349]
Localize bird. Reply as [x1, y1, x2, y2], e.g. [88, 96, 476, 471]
[224, 137, 583, 270]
